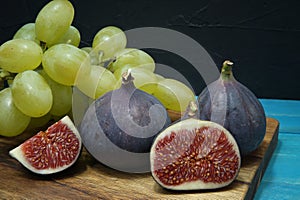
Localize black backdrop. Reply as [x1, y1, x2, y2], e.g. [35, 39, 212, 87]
[1, 0, 300, 99]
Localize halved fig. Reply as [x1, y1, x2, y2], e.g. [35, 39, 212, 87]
[9, 116, 82, 175]
[150, 118, 241, 190]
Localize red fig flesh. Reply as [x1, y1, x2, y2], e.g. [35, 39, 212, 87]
[9, 116, 81, 174]
[150, 118, 241, 190]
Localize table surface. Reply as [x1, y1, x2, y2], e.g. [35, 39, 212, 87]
[254, 99, 300, 200]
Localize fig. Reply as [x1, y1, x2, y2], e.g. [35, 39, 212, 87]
[9, 116, 82, 174]
[197, 60, 266, 156]
[150, 118, 241, 190]
[180, 101, 199, 120]
[80, 71, 171, 173]
[169, 101, 199, 125]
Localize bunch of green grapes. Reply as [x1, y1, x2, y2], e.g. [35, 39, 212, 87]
[0, 0, 79, 136]
[0, 0, 196, 137]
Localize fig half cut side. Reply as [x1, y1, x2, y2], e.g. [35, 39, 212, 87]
[150, 118, 241, 190]
[9, 116, 82, 175]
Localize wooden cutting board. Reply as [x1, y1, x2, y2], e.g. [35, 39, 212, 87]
[0, 117, 279, 200]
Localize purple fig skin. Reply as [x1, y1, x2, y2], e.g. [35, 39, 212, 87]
[80, 72, 171, 153]
[197, 60, 266, 156]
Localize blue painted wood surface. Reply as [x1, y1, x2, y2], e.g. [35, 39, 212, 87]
[254, 99, 300, 200]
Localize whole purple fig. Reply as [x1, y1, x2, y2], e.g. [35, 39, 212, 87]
[79, 71, 171, 173]
[197, 60, 266, 156]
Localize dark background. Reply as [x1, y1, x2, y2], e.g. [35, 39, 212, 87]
[1, 0, 300, 99]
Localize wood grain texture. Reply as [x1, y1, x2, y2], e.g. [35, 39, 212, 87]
[0, 118, 279, 200]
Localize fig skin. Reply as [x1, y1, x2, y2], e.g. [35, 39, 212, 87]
[197, 60, 266, 156]
[80, 71, 171, 173]
[150, 118, 241, 190]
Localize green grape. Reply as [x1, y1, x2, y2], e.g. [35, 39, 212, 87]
[92, 26, 127, 61]
[0, 39, 43, 73]
[11, 70, 53, 117]
[94, 65, 118, 98]
[115, 68, 157, 94]
[26, 112, 52, 130]
[0, 88, 31, 137]
[13, 23, 39, 44]
[35, 0, 74, 46]
[48, 25, 81, 47]
[155, 73, 165, 81]
[81, 47, 93, 53]
[42, 43, 90, 86]
[108, 48, 155, 72]
[76, 64, 118, 99]
[152, 78, 195, 112]
[39, 70, 72, 117]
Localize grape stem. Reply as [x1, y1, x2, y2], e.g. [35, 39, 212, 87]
[101, 57, 116, 68]
[0, 69, 14, 90]
[40, 41, 47, 52]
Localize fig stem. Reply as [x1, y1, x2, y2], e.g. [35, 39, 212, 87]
[187, 101, 198, 117]
[221, 60, 234, 80]
[122, 69, 135, 85]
